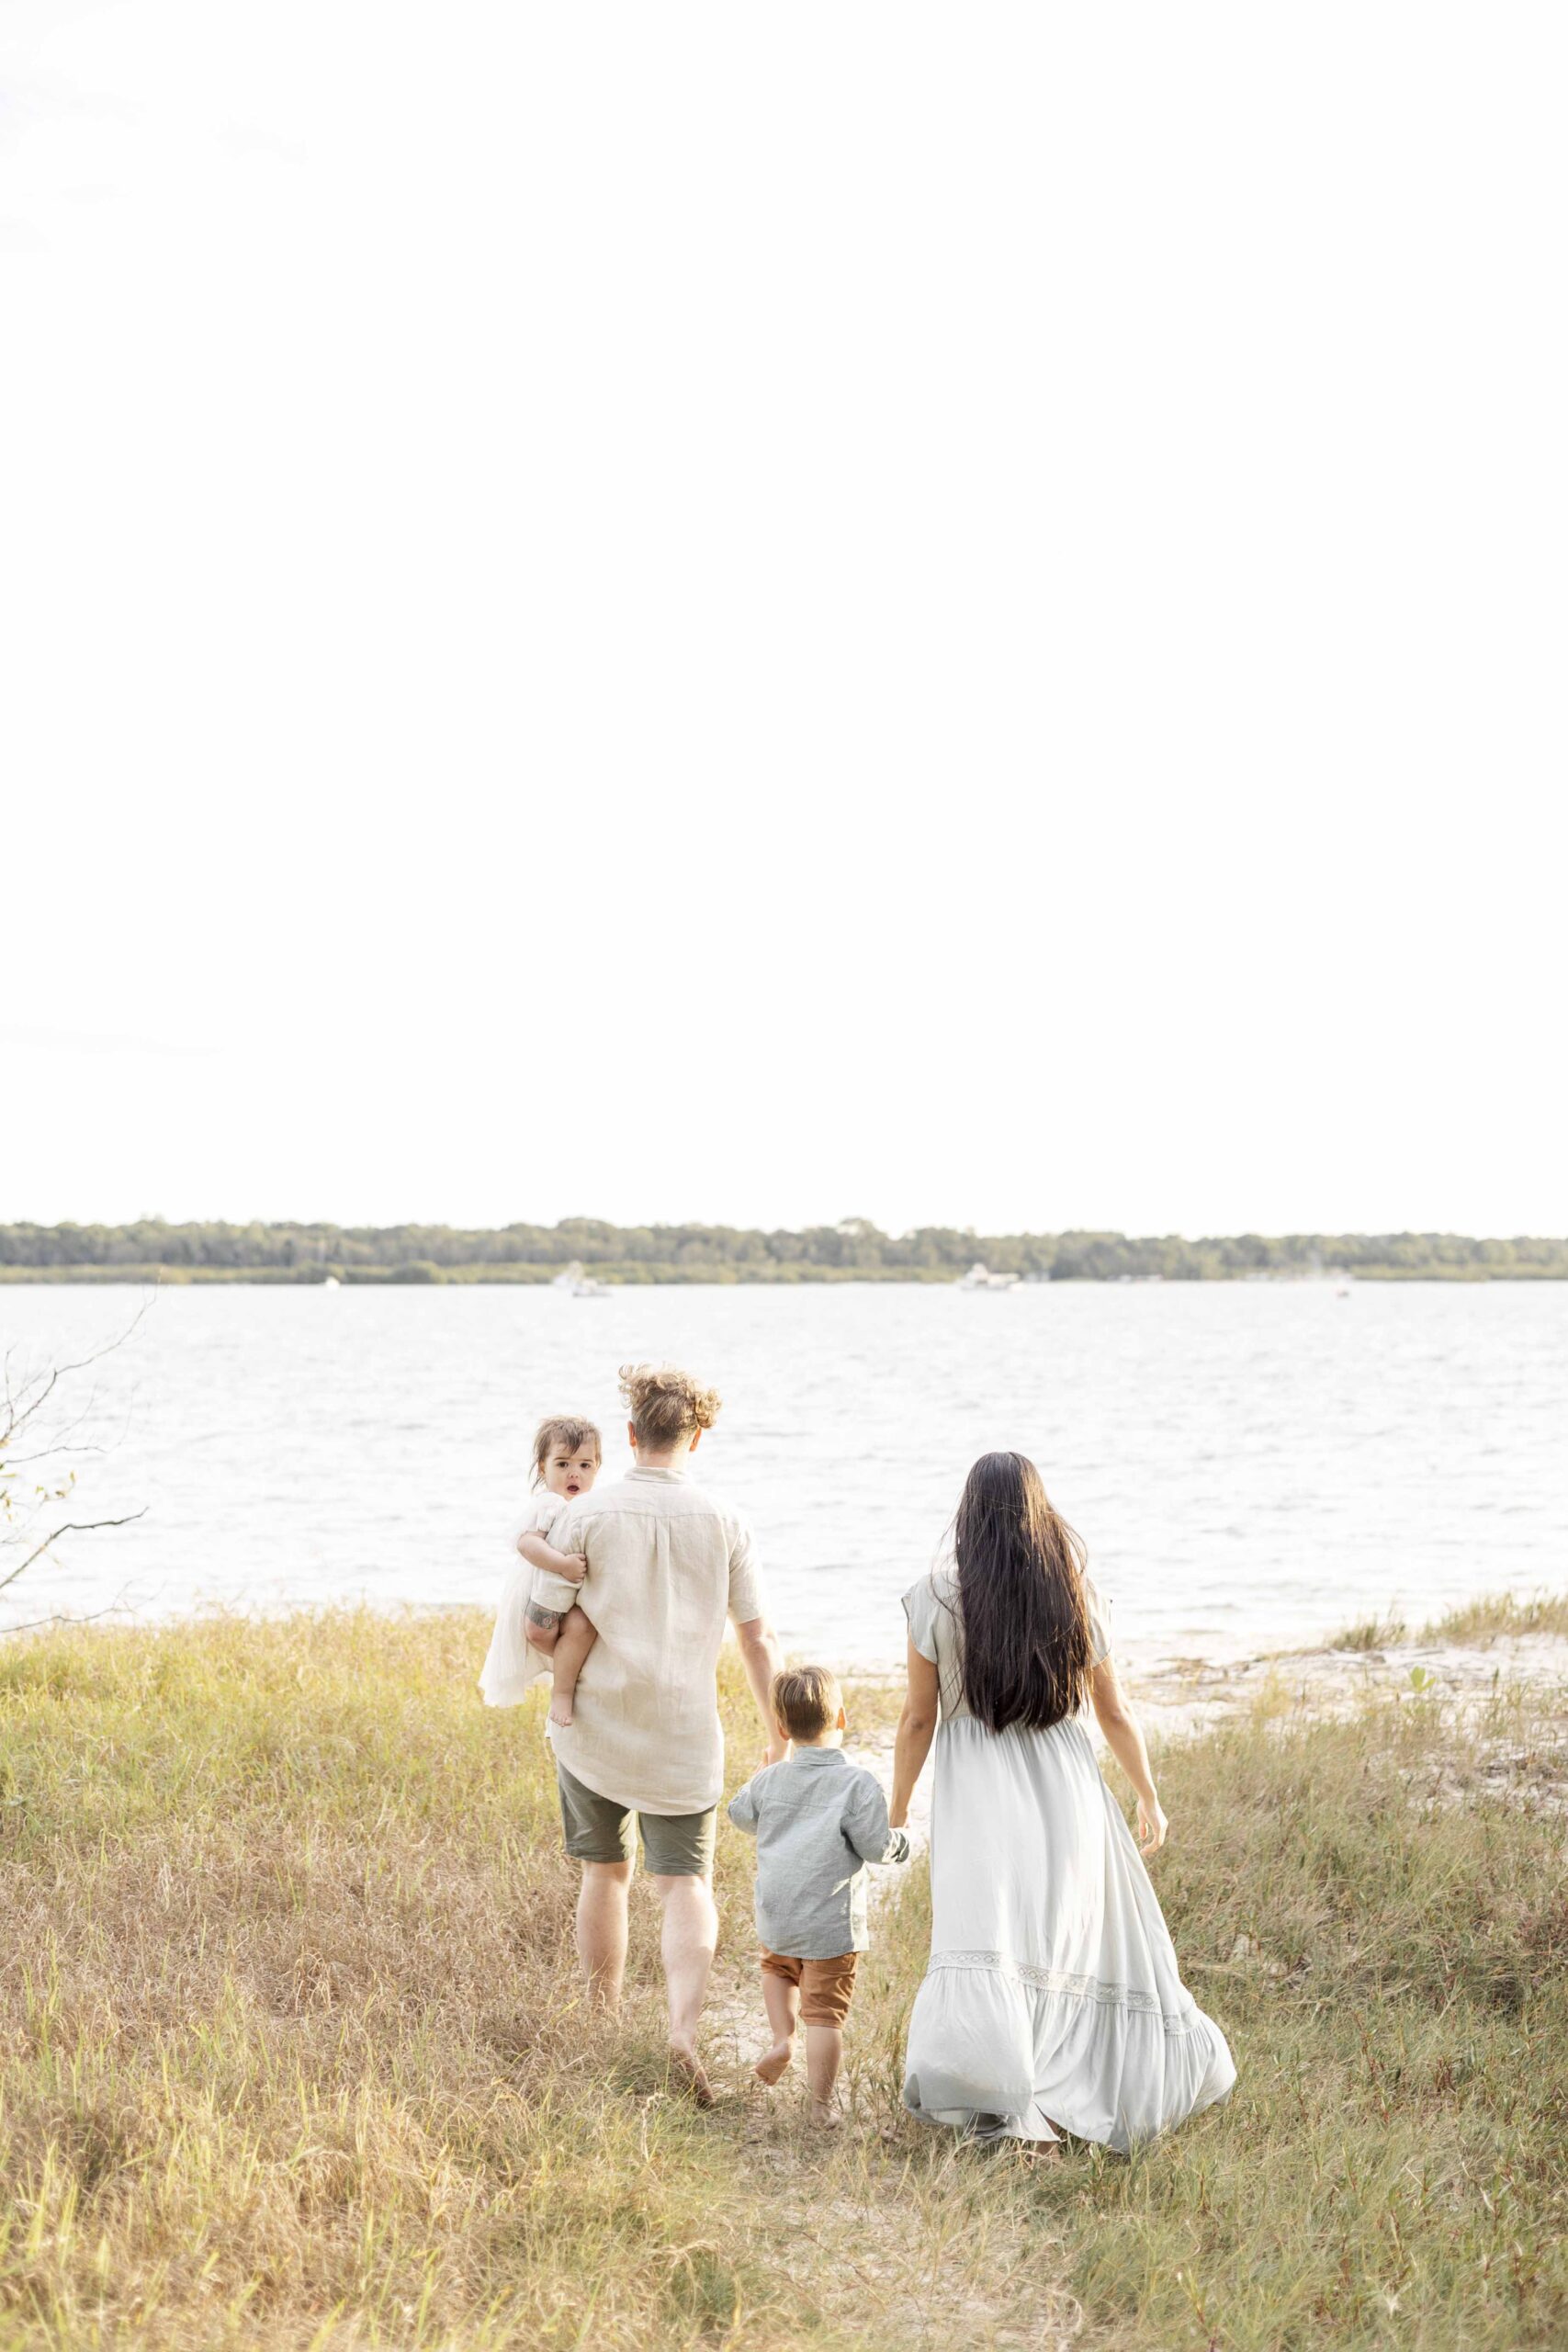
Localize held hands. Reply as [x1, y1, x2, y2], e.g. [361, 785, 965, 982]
[560, 1554, 589, 1585]
[1136, 1795, 1168, 1855]
[762, 1736, 791, 1769]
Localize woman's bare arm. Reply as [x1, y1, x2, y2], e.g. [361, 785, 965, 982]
[890, 1641, 940, 1827]
[1089, 1654, 1168, 1853]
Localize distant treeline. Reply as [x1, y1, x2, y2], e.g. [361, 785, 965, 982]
[2, 1221, 1566, 1283]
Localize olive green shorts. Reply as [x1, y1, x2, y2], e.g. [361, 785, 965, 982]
[556, 1758, 717, 1879]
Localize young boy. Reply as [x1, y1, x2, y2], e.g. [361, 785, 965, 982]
[728, 1666, 910, 2127]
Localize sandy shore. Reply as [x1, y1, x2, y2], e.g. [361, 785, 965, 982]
[1130, 1626, 1568, 1739]
[842, 1622, 1568, 1853]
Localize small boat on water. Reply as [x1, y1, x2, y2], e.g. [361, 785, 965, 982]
[958, 1261, 1019, 1292]
[322, 1274, 342, 1290]
[552, 1261, 610, 1299]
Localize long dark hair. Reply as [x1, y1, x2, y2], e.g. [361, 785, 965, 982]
[953, 1452, 1093, 1733]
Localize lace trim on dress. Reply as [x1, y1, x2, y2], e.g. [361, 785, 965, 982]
[925, 1951, 1202, 2036]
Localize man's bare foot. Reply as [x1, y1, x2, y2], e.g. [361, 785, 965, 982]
[669, 2040, 714, 2108]
[753, 2039, 793, 2086]
[548, 1693, 575, 1729]
[809, 2098, 841, 2132]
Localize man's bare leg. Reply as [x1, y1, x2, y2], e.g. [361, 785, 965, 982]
[755, 1973, 798, 2085]
[650, 1871, 717, 2105]
[576, 1860, 631, 2012]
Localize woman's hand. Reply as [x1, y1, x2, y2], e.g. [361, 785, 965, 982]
[1136, 1795, 1168, 1855]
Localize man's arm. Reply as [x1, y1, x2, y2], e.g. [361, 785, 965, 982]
[734, 1616, 788, 1767]
[522, 1509, 591, 1649]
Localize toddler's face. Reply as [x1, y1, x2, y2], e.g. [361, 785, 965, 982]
[543, 1446, 599, 1500]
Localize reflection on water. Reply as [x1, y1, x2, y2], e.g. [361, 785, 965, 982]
[3, 1281, 1564, 1666]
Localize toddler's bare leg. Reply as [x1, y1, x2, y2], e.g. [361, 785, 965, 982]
[525, 1601, 561, 1657]
[755, 1972, 798, 2086]
[806, 2025, 843, 2125]
[547, 1606, 598, 1728]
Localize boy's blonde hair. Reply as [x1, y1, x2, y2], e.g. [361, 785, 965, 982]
[618, 1363, 721, 1450]
[530, 1415, 603, 1488]
[772, 1665, 842, 1742]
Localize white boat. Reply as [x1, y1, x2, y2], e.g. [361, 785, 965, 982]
[958, 1261, 1019, 1292]
[552, 1260, 610, 1299]
[322, 1274, 342, 1290]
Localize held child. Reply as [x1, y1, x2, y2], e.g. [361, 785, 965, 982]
[479, 1417, 601, 1728]
[728, 1666, 910, 2127]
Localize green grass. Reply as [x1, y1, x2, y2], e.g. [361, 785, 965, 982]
[1329, 1611, 1409, 1653]
[3, 1609, 1566, 2347]
[1417, 1592, 1568, 1645]
[1330, 1594, 1568, 1651]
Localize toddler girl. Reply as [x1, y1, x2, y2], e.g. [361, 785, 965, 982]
[479, 1415, 601, 1727]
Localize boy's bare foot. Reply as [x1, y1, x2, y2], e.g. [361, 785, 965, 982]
[548, 1693, 575, 1728]
[753, 2039, 794, 2086]
[809, 2098, 841, 2132]
[669, 2039, 714, 2108]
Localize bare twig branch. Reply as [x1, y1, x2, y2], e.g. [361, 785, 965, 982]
[0, 1508, 148, 1595]
[3, 1593, 139, 1635]
[6, 1439, 112, 1466]
[1, 1297, 151, 1607]
[2, 1360, 62, 1444]
[1, 1295, 152, 1443]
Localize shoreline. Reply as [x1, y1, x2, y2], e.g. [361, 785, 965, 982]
[1124, 1622, 1568, 1737]
[11, 1594, 1563, 1729]
[5, 1264, 1564, 1285]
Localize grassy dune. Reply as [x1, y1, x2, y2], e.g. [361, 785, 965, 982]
[2, 1608, 1566, 2349]
[1332, 1592, 1568, 1653]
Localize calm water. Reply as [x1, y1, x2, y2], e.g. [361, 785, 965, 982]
[3, 1283, 1564, 1666]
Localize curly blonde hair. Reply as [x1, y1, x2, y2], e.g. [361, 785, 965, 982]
[619, 1362, 721, 1450]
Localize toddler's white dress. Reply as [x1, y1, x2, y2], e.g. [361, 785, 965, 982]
[478, 1493, 581, 1707]
[901, 1566, 1235, 2152]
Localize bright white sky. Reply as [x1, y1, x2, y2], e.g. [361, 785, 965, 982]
[4, 4, 1563, 1239]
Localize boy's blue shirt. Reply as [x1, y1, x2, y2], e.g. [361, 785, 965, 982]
[728, 1747, 911, 1959]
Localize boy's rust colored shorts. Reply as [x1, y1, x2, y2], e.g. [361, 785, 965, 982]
[759, 1947, 859, 2026]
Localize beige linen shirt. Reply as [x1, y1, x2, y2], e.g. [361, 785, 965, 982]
[546, 1464, 766, 1816]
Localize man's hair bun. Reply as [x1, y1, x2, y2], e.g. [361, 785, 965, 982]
[618, 1363, 722, 1448]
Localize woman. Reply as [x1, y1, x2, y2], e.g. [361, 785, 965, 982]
[890, 1452, 1235, 2152]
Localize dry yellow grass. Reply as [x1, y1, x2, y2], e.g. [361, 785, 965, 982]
[0, 1613, 1077, 2350]
[4, 1605, 1567, 2349]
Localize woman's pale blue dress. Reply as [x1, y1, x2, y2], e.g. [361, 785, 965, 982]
[901, 1567, 1235, 2151]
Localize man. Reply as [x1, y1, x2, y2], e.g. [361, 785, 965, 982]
[542, 1360, 785, 2098]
